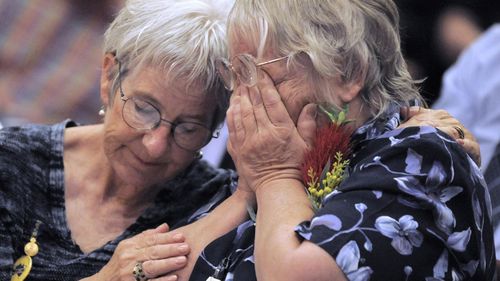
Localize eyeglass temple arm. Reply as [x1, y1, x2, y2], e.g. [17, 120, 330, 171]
[255, 55, 289, 67]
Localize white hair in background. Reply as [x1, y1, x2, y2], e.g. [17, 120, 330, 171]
[206, 0, 234, 20]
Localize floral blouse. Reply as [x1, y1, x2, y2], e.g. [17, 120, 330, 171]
[190, 105, 496, 281]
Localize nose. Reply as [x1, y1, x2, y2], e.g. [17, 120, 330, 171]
[142, 125, 173, 159]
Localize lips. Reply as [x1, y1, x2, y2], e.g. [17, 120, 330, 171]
[128, 149, 167, 167]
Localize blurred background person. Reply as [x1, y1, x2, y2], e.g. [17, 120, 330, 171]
[432, 24, 500, 170]
[0, 0, 123, 126]
[396, 0, 500, 105]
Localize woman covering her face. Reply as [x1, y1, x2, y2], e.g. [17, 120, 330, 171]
[186, 0, 496, 280]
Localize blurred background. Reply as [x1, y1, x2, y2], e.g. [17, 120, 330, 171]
[397, 0, 500, 105]
[0, 0, 123, 126]
[0, 0, 499, 168]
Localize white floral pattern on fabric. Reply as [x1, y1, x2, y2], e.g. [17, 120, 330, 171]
[189, 104, 496, 281]
[374, 215, 423, 255]
[295, 105, 496, 280]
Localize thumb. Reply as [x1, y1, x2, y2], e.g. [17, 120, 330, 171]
[297, 103, 318, 148]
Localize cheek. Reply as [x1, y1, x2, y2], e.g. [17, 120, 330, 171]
[102, 125, 132, 158]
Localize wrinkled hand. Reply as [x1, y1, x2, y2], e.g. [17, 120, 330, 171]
[96, 224, 189, 281]
[400, 106, 481, 166]
[226, 71, 317, 192]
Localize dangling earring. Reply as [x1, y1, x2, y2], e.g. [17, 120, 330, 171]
[98, 106, 106, 117]
[194, 151, 203, 159]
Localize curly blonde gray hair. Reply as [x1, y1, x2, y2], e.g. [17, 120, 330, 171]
[228, 0, 423, 118]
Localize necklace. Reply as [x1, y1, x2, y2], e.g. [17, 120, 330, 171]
[11, 220, 42, 281]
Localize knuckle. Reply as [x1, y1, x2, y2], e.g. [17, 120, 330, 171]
[118, 238, 132, 248]
[142, 260, 153, 276]
[119, 267, 130, 279]
[436, 109, 447, 116]
[148, 246, 160, 260]
[145, 233, 159, 246]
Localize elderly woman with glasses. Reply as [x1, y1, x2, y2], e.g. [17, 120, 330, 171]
[0, 0, 256, 280]
[171, 0, 495, 280]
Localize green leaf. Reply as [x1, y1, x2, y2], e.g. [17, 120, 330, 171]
[319, 157, 332, 190]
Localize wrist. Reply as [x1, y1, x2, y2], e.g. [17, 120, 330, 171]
[254, 178, 314, 227]
[233, 188, 256, 209]
[91, 264, 112, 281]
[255, 177, 304, 196]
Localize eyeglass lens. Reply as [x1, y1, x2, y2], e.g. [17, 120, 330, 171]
[121, 97, 211, 150]
[215, 59, 235, 90]
[216, 54, 259, 90]
[232, 54, 258, 86]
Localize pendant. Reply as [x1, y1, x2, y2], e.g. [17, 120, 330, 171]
[11, 255, 32, 281]
[11, 221, 41, 281]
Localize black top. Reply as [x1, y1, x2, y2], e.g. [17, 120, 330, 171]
[190, 105, 496, 281]
[0, 120, 235, 280]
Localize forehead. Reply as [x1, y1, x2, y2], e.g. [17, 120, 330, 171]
[125, 66, 217, 118]
[127, 65, 202, 94]
[229, 30, 261, 56]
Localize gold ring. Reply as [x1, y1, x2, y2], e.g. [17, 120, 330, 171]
[133, 262, 147, 281]
[453, 126, 465, 140]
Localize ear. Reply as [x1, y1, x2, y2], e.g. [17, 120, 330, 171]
[337, 79, 363, 104]
[100, 53, 118, 107]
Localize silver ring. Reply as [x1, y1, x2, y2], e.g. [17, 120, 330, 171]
[453, 126, 465, 140]
[133, 262, 147, 281]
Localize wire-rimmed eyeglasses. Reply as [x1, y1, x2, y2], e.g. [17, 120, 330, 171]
[215, 53, 289, 91]
[116, 60, 219, 151]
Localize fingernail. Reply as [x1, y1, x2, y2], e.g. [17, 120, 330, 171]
[178, 244, 189, 252]
[175, 256, 187, 265]
[166, 275, 178, 281]
[157, 223, 167, 228]
[309, 104, 318, 119]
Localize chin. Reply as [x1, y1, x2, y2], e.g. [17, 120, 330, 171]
[115, 162, 168, 187]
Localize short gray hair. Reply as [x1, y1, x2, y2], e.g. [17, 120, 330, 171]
[228, 0, 423, 118]
[104, 0, 232, 127]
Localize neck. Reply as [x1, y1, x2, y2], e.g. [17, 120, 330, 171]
[100, 178, 160, 212]
[64, 125, 158, 215]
